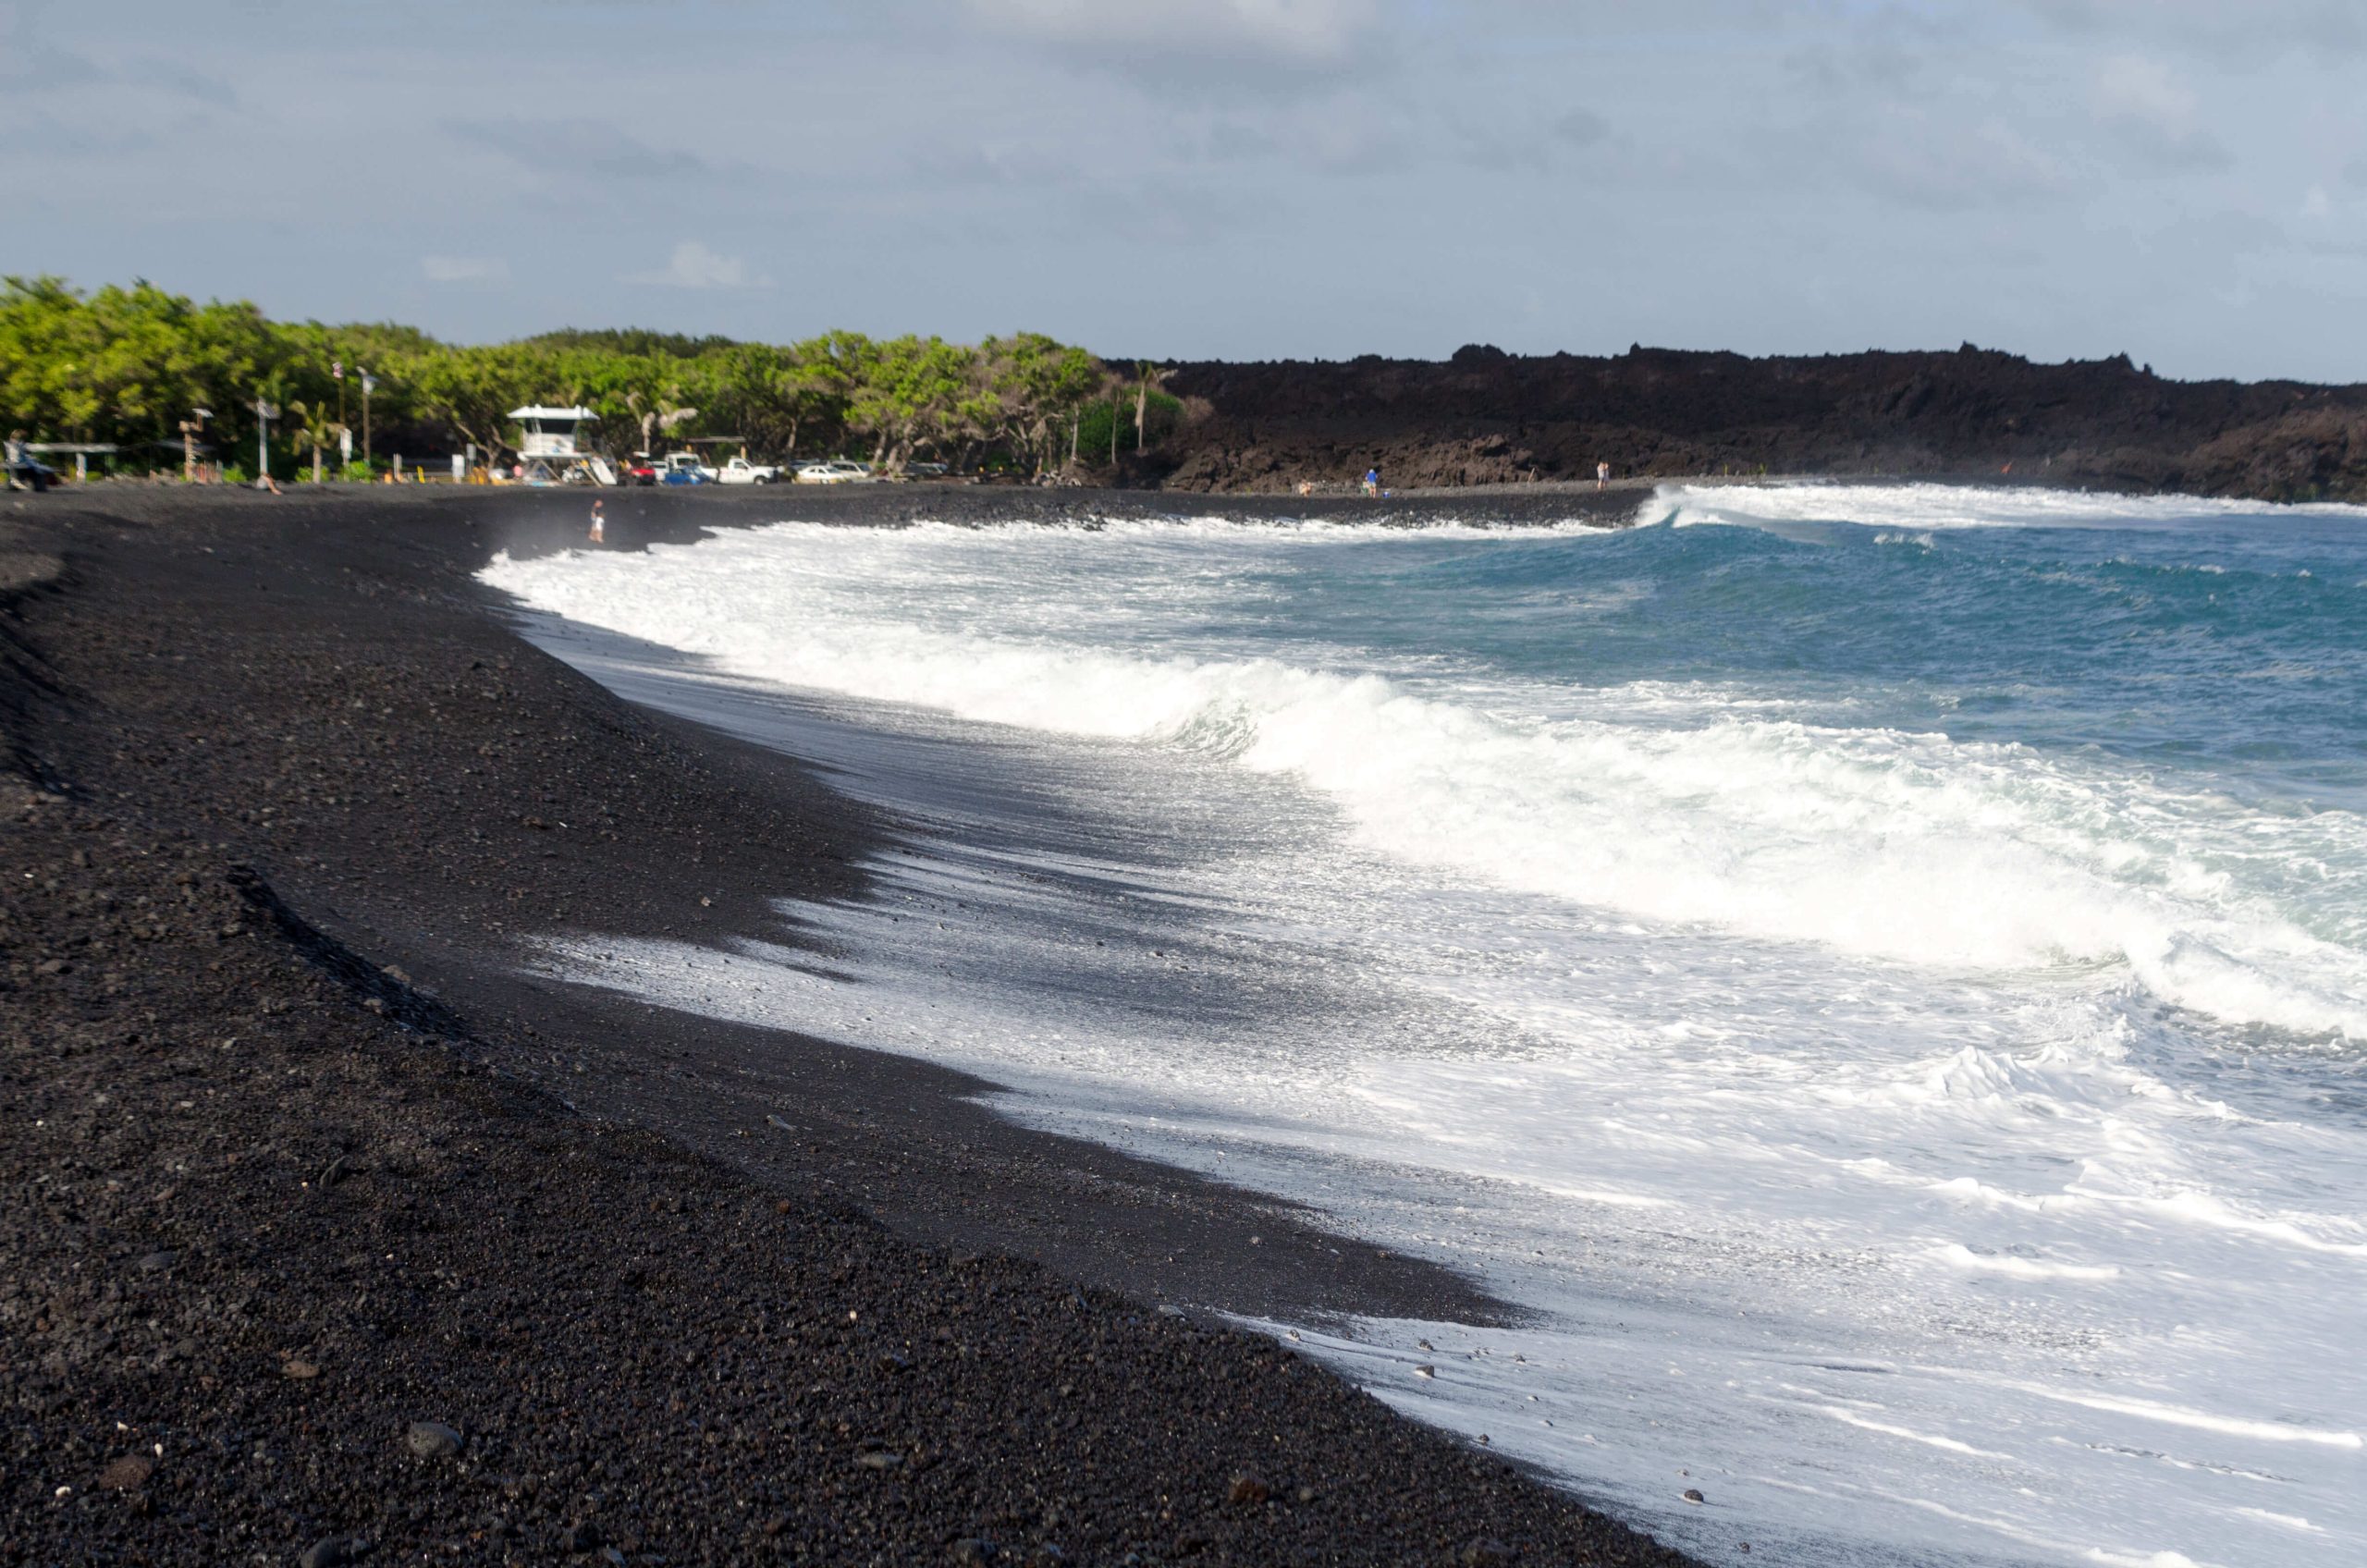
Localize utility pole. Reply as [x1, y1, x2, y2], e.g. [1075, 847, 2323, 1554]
[333, 359, 346, 450]
[360, 369, 376, 470]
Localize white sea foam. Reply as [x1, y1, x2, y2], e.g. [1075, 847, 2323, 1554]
[1928, 1243, 2121, 1281]
[1661, 481, 2367, 533]
[2015, 1387, 2363, 1450]
[483, 521, 2367, 1039]
[485, 503, 2367, 1568]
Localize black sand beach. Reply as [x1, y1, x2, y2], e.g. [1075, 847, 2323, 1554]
[2, 483, 1687, 1566]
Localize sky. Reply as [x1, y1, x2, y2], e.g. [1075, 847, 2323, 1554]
[6, 0, 2365, 381]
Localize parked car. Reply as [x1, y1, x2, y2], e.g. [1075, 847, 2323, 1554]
[717, 456, 781, 484]
[623, 456, 660, 485]
[904, 460, 950, 479]
[659, 452, 717, 484]
[796, 460, 876, 484]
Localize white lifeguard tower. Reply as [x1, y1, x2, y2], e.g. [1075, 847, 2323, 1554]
[510, 405, 616, 485]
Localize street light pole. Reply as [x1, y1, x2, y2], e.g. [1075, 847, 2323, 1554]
[253, 398, 278, 486]
[361, 370, 375, 470]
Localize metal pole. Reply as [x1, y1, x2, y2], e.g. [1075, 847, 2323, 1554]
[252, 398, 278, 486]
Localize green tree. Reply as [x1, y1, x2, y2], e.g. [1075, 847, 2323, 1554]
[0, 276, 282, 461]
[2, 276, 1134, 482]
[285, 398, 342, 482]
[975, 334, 1101, 476]
[842, 335, 972, 470]
[403, 345, 546, 471]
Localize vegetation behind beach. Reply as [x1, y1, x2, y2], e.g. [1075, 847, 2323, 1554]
[0, 276, 1185, 479]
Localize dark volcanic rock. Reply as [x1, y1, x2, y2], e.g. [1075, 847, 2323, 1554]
[1156, 346, 2367, 501]
[404, 1420, 465, 1459]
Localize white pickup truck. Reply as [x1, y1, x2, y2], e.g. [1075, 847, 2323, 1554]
[717, 456, 781, 484]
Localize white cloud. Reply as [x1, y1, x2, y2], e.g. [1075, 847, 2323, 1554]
[2094, 55, 2196, 131]
[421, 255, 509, 285]
[2024, 0, 2367, 57]
[964, 0, 1380, 69]
[2091, 53, 2228, 169]
[1848, 115, 2078, 210]
[621, 239, 769, 290]
[445, 116, 715, 180]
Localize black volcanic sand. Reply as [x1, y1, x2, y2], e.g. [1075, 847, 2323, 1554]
[2, 484, 1698, 1567]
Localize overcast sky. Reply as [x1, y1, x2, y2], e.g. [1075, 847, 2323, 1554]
[6, 0, 2364, 380]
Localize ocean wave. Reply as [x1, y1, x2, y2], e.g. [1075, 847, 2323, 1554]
[1661, 481, 2367, 534]
[483, 524, 2367, 1039]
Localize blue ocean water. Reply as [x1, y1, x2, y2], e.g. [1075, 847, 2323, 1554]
[486, 484, 2367, 1568]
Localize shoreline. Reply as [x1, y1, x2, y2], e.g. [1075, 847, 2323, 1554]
[1, 485, 1701, 1565]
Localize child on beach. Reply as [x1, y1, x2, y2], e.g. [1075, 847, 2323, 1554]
[588, 499, 605, 545]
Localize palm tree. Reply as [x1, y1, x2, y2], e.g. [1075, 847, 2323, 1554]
[626, 386, 697, 456]
[1134, 362, 1172, 453]
[286, 399, 342, 483]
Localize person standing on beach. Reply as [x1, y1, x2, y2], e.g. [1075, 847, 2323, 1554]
[1597, 459, 1611, 491]
[588, 499, 606, 545]
[1362, 467, 1380, 498]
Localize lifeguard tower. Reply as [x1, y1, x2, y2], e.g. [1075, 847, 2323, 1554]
[510, 405, 616, 485]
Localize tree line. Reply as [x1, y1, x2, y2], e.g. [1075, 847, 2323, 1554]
[0, 277, 1189, 479]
